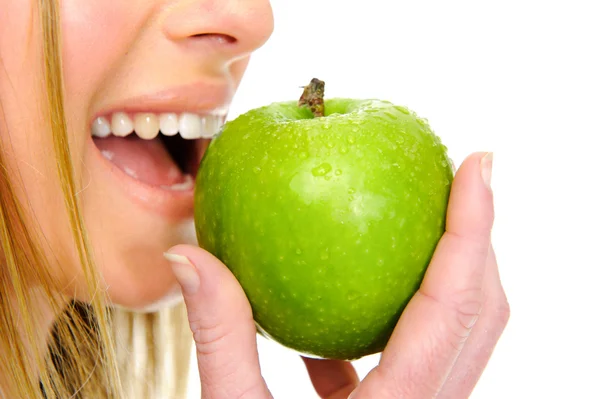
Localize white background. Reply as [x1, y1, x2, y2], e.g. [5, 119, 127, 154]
[189, 1, 600, 398]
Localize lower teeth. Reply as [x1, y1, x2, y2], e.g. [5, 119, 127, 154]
[160, 175, 195, 191]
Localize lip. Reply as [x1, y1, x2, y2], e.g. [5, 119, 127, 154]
[89, 81, 228, 220]
[91, 80, 233, 121]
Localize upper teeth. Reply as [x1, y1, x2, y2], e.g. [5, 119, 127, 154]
[91, 112, 224, 140]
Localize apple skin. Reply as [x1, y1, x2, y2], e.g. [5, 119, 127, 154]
[194, 98, 453, 360]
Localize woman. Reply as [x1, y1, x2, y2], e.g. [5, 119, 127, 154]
[0, 0, 509, 398]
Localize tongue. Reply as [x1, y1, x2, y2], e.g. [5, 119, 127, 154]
[93, 135, 188, 187]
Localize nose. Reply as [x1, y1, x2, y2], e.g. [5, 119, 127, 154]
[162, 0, 274, 64]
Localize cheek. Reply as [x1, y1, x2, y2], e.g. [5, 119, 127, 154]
[60, 1, 137, 114]
[230, 57, 251, 89]
[0, 1, 32, 63]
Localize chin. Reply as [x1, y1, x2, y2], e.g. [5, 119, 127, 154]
[85, 203, 199, 312]
[112, 289, 185, 314]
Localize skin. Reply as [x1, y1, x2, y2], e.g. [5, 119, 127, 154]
[0, 1, 509, 397]
[0, 0, 273, 310]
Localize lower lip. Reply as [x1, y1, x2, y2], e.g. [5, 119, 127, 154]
[88, 137, 196, 220]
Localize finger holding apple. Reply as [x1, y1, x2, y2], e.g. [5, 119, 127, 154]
[165, 152, 506, 399]
[164, 79, 508, 398]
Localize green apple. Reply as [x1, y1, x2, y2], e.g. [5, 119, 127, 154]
[194, 79, 453, 360]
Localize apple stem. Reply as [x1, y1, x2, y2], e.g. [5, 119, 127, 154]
[298, 78, 325, 117]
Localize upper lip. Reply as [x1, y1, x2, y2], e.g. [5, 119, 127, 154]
[92, 80, 234, 122]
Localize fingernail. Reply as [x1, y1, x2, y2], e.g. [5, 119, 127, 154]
[164, 252, 200, 294]
[480, 152, 493, 190]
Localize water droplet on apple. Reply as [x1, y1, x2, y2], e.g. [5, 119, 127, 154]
[347, 136, 356, 144]
[326, 141, 334, 149]
[299, 151, 308, 159]
[348, 188, 356, 195]
[347, 290, 360, 301]
[384, 111, 398, 120]
[312, 163, 332, 177]
[340, 146, 348, 154]
[397, 106, 410, 115]
[335, 169, 342, 176]
[296, 248, 302, 255]
[253, 166, 261, 173]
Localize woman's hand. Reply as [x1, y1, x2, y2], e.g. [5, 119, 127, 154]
[165, 152, 509, 398]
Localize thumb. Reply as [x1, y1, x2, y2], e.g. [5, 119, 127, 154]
[164, 245, 272, 399]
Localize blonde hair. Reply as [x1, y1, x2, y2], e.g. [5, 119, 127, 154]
[0, 0, 193, 397]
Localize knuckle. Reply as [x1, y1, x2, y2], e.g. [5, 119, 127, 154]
[420, 286, 484, 314]
[494, 298, 511, 328]
[456, 295, 484, 330]
[483, 284, 510, 331]
[424, 287, 484, 332]
[189, 319, 229, 356]
[418, 288, 484, 351]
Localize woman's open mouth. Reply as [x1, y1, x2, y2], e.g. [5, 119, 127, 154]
[90, 111, 224, 217]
